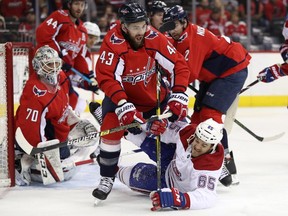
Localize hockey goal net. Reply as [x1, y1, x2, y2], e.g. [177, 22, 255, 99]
[0, 42, 34, 187]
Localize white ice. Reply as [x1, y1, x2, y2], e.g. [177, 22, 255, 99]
[1, 107, 288, 216]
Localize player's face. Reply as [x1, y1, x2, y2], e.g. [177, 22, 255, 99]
[191, 136, 213, 157]
[87, 34, 99, 48]
[69, 1, 86, 19]
[123, 21, 147, 49]
[168, 20, 185, 41]
[150, 12, 164, 30]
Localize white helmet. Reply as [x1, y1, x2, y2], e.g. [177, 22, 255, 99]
[196, 118, 223, 145]
[32, 45, 62, 86]
[83, 21, 101, 43]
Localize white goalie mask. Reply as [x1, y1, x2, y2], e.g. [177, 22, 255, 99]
[32, 45, 62, 86]
[83, 21, 101, 44]
[195, 118, 223, 151]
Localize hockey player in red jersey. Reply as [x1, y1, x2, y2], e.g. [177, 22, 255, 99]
[14, 45, 98, 186]
[92, 2, 190, 203]
[160, 5, 251, 187]
[117, 118, 224, 211]
[35, 0, 96, 114]
[147, 1, 167, 30]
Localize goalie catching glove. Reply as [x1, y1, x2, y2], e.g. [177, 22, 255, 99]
[257, 64, 287, 83]
[150, 188, 190, 211]
[164, 92, 188, 122]
[115, 100, 145, 135]
[68, 119, 98, 147]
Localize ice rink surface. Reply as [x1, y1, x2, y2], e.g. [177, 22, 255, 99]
[1, 107, 288, 216]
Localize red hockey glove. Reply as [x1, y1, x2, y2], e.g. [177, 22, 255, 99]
[146, 119, 168, 136]
[150, 188, 190, 211]
[257, 64, 286, 83]
[115, 101, 145, 135]
[164, 92, 188, 122]
[59, 49, 73, 72]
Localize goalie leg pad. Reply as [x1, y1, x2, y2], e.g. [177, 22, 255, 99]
[36, 140, 64, 185]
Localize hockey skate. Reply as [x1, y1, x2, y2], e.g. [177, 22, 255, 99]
[225, 151, 239, 185]
[92, 176, 115, 205]
[219, 163, 232, 187]
[89, 102, 102, 125]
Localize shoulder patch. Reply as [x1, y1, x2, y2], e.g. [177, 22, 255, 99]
[33, 85, 47, 97]
[58, 10, 69, 16]
[178, 32, 188, 43]
[110, 33, 125, 44]
[145, 30, 158, 40]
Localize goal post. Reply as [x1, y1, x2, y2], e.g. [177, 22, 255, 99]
[0, 42, 34, 187]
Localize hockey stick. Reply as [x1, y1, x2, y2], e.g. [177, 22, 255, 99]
[155, 61, 162, 190]
[188, 83, 285, 142]
[239, 79, 260, 94]
[234, 119, 285, 142]
[71, 67, 92, 84]
[66, 149, 143, 169]
[16, 112, 172, 155]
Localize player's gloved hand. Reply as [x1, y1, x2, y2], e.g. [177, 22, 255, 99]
[164, 92, 188, 122]
[84, 71, 99, 94]
[257, 64, 286, 83]
[115, 100, 145, 135]
[146, 119, 168, 136]
[59, 49, 73, 72]
[68, 119, 98, 147]
[150, 188, 190, 211]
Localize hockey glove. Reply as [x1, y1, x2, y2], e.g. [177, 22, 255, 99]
[59, 49, 73, 72]
[68, 120, 98, 147]
[150, 188, 190, 211]
[85, 71, 99, 94]
[146, 119, 168, 136]
[115, 101, 145, 135]
[164, 92, 188, 122]
[257, 64, 286, 83]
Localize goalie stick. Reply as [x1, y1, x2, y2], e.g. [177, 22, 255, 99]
[65, 149, 143, 169]
[188, 82, 285, 142]
[16, 112, 172, 155]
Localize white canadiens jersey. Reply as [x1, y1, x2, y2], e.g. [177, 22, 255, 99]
[161, 121, 224, 210]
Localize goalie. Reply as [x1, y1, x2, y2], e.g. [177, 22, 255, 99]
[14, 45, 98, 186]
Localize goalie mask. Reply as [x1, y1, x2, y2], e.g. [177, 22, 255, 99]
[32, 45, 62, 86]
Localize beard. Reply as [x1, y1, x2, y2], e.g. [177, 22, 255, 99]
[122, 31, 144, 50]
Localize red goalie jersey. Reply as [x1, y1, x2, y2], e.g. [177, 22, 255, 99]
[15, 72, 71, 147]
[96, 22, 189, 111]
[35, 9, 89, 75]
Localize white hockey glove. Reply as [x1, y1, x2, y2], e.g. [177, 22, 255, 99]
[68, 119, 98, 147]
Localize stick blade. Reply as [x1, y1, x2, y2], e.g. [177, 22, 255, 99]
[261, 132, 285, 142]
[159, 21, 176, 33]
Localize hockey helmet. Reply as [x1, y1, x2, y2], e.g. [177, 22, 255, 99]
[118, 3, 148, 24]
[32, 45, 62, 85]
[160, 5, 187, 32]
[195, 118, 223, 146]
[148, 1, 167, 14]
[83, 21, 101, 43]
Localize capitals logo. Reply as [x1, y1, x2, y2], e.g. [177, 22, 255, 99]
[178, 32, 188, 43]
[110, 33, 125, 44]
[33, 85, 47, 97]
[145, 30, 158, 40]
